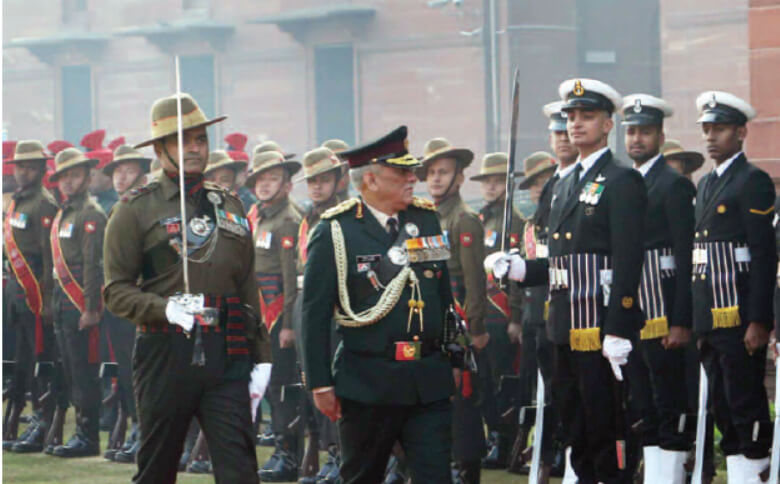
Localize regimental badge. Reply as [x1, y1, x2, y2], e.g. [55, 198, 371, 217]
[388, 246, 408, 266]
[166, 221, 181, 234]
[189, 217, 210, 237]
[573, 80, 585, 96]
[633, 99, 642, 113]
[41, 216, 52, 228]
[9, 212, 27, 229]
[207, 191, 223, 206]
[708, 93, 717, 109]
[460, 232, 473, 247]
[59, 223, 74, 238]
[84, 221, 96, 233]
[255, 231, 273, 249]
[394, 341, 421, 361]
[621, 296, 634, 309]
[509, 233, 519, 248]
[595, 174, 606, 182]
[281, 236, 294, 250]
[405, 222, 419, 237]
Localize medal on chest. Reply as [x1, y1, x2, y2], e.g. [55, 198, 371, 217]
[9, 212, 28, 229]
[255, 230, 273, 249]
[579, 182, 605, 205]
[485, 229, 497, 248]
[58, 222, 74, 238]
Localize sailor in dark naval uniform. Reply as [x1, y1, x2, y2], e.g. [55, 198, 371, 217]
[620, 93, 695, 483]
[691, 90, 776, 482]
[487, 78, 647, 483]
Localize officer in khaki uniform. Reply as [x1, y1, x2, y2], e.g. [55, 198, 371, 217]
[302, 126, 457, 483]
[322, 139, 351, 201]
[469, 152, 524, 469]
[99, 144, 152, 463]
[103, 93, 271, 484]
[244, 150, 303, 482]
[253, 141, 305, 217]
[47, 147, 107, 457]
[3, 141, 59, 453]
[294, 147, 346, 484]
[417, 137, 488, 483]
[204, 150, 246, 193]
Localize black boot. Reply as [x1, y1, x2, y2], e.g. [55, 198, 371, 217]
[52, 432, 99, 458]
[258, 435, 299, 482]
[188, 459, 213, 474]
[107, 421, 138, 461]
[258, 428, 276, 447]
[2, 401, 22, 449]
[11, 419, 47, 453]
[114, 438, 139, 463]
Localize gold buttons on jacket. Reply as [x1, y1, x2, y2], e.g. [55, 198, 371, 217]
[695, 232, 700, 238]
[565, 232, 572, 240]
[701, 274, 707, 280]
[703, 230, 709, 237]
[553, 233, 560, 240]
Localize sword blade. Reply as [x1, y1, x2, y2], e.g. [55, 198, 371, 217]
[769, 356, 780, 482]
[529, 369, 545, 480]
[174, 56, 190, 294]
[692, 364, 709, 484]
[500, 68, 521, 255]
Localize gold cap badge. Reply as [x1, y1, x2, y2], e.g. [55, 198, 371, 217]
[573, 80, 585, 96]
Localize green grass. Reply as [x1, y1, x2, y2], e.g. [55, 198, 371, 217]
[3, 405, 729, 483]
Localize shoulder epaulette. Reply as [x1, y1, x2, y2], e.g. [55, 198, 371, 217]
[205, 181, 241, 204]
[120, 181, 159, 203]
[411, 196, 436, 211]
[322, 197, 360, 220]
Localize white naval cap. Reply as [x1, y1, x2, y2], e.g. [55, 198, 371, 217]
[695, 91, 756, 125]
[620, 94, 673, 126]
[558, 78, 622, 114]
[542, 101, 567, 132]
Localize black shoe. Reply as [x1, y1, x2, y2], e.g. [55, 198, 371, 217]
[257, 429, 275, 447]
[481, 439, 506, 469]
[258, 448, 298, 482]
[19, 414, 34, 424]
[188, 459, 213, 474]
[52, 434, 99, 458]
[104, 448, 118, 461]
[44, 444, 56, 455]
[11, 422, 46, 453]
[4, 420, 39, 451]
[316, 448, 340, 483]
[114, 439, 139, 463]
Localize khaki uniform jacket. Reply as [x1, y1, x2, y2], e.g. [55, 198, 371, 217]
[5, 184, 58, 321]
[478, 200, 525, 325]
[252, 197, 301, 331]
[54, 191, 106, 312]
[102, 173, 271, 363]
[436, 193, 487, 336]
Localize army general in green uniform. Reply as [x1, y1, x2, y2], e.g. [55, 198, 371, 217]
[103, 93, 271, 484]
[302, 126, 456, 483]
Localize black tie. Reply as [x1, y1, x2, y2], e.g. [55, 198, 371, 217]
[567, 163, 583, 199]
[387, 217, 399, 241]
[703, 172, 718, 204]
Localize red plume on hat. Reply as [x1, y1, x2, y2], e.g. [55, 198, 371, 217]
[108, 136, 126, 151]
[42, 159, 58, 191]
[225, 132, 249, 162]
[3, 141, 17, 176]
[47, 140, 74, 155]
[80, 129, 113, 169]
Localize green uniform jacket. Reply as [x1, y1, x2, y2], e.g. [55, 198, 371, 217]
[102, 174, 271, 364]
[4, 184, 58, 321]
[479, 200, 525, 325]
[54, 191, 106, 312]
[252, 197, 301, 330]
[302, 197, 455, 405]
[436, 193, 487, 336]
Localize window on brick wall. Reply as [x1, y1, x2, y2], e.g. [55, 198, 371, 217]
[314, 44, 356, 146]
[179, 54, 217, 140]
[61, 64, 93, 144]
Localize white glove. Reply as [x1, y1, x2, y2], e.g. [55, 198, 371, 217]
[483, 251, 526, 281]
[601, 335, 632, 381]
[164, 294, 204, 332]
[249, 363, 272, 422]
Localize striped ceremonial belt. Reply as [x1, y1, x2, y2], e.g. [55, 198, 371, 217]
[548, 253, 612, 351]
[692, 241, 750, 329]
[638, 248, 675, 340]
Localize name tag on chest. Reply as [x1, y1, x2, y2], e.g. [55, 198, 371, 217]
[59, 223, 74, 238]
[9, 212, 28, 229]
